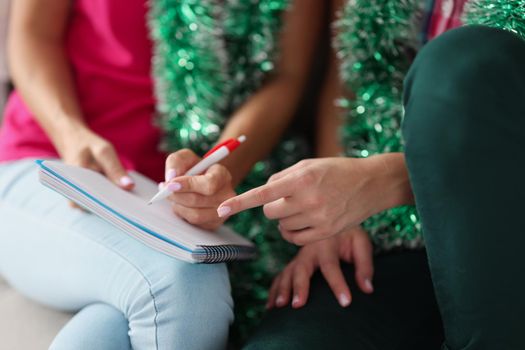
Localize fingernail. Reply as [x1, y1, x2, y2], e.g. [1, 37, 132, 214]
[365, 278, 374, 292]
[167, 182, 182, 192]
[158, 182, 165, 190]
[217, 206, 231, 218]
[339, 293, 351, 307]
[119, 176, 134, 187]
[276, 295, 285, 307]
[292, 295, 300, 307]
[165, 169, 177, 182]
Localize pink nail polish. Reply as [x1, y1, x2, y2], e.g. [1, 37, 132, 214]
[167, 182, 182, 192]
[165, 169, 177, 182]
[276, 295, 285, 307]
[339, 293, 351, 307]
[365, 278, 374, 292]
[119, 176, 134, 187]
[217, 206, 231, 218]
[158, 182, 165, 190]
[292, 295, 300, 307]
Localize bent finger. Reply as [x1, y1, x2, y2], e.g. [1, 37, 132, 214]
[263, 197, 301, 220]
[172, 204, 222, 229]
[169, 165, 231, 196]
[165, 149, 201, 181]
[95, 146, 134, 190]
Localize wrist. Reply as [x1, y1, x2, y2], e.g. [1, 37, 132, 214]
[370, 153, 414, 210]
[50, 116, 91, 153]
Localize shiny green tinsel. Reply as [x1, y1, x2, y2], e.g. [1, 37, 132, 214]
[148, 0, 305, 344]
[463, 0, 525, 38]
[335, 0, 425, 251]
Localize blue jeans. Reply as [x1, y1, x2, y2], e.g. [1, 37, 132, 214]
[0, 160, 234, 350]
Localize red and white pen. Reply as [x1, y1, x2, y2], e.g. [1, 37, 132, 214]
[147, 135, 247, 205]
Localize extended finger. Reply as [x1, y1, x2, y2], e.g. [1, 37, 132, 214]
[165, 149, 201, 181]
[217, 178, 294, 218]
[319, 257, 352, 307]
[275, 268, 293, 308]
[267, 275, 282, 309]
[291, 264, 313, 308]
[352, 231, 375, 294]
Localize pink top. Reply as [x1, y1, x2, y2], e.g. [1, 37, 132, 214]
[428, 0, 469, 40]
[0, 0, 166, 181]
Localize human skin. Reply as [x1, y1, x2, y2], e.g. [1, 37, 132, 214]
[8, 0, 135, 195]
[163, 0, 326, 230]
[218, 153, 414, 245]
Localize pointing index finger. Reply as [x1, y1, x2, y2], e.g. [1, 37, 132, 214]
[217, 178, 294, 217]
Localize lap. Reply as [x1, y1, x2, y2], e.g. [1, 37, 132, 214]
[244, 250, 443, 350]
[0, 159, 231, 312]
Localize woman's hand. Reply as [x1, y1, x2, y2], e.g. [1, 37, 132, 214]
[219, 154, 412, 245]
[267, 227, 374, 309]
[56, 126, 135, 191]
[163, 149, 236, 231]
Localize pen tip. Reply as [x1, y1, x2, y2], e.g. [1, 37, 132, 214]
[238, 135, 247, 143]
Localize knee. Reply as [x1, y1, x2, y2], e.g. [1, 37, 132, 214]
[129, 260, 233, 348]
[154, 261, 233, 321]
[407, 25, 524, 98]
[403, 26, 525, 163]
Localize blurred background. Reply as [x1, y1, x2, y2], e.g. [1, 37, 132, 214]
[0, 0, 9, 119]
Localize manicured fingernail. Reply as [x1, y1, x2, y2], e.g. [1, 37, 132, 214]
[292, 295, 300, 307]
[339, 293, 351, 307]
[165, 169, 177, 182]
[167, 182, 182, 192]
[119, 176, 134, 187]
[217, 206, 231, 218]
[276, 295, 285, 307]
[158, 182, 165, 190]
[365, 278, 374, 292]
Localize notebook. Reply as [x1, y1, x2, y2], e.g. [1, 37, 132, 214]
[36, 160, 256, 263]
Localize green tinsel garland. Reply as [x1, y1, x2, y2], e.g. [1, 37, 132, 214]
[335, 0, 425, 251]
[335, 0, 525, 252]
[463, 0, 525, 37]
[148, 0, 304, 344]
[146, 0, 525, 344]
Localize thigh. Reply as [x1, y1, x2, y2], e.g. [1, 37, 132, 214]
[0, 160, 231, 311]
[244, 250, 444, 350]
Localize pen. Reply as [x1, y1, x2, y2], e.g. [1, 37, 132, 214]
[147, 135, 247, 205]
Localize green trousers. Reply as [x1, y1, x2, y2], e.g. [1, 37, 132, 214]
[244, 26, 525, 350]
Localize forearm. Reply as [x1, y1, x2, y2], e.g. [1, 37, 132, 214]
[220, 0, 325, 186]
[8, 0, 87, 152]
[219, 76, 305, 185]
[316, 52, 345, 158]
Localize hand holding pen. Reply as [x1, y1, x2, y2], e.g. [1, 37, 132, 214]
[150, 136, 245, 231]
